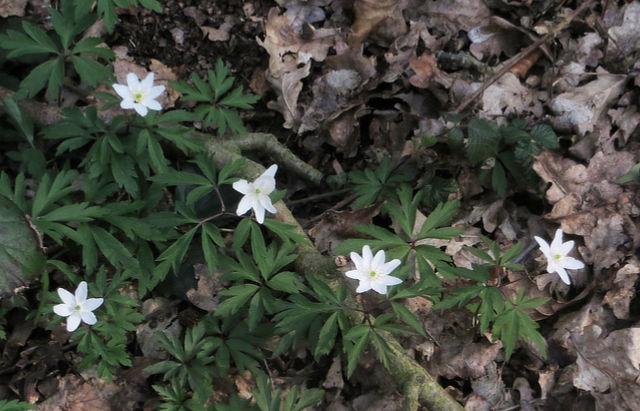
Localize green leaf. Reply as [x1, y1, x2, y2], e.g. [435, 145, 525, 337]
[19, 57, 63, 98]
[157, 226, 198, 272]
[530, 124, 558, 149]
[314, 312, 339, 358]
[0, 399, 35, 410]
[71, 55, 112, 87]
[418, 200, 460, 238]
[1, 97, 34, 145]
[491, 162, 507, 197]
[466, 118, 499, 164]
[618, 163, 640, 184]
[0, 197, 46, 298]
[139, 0, 163, 12]
[216, 284, 260, 317]
[391, 302, 426, 337]
[500, 241, 522, 266]
[347, 331, 369, 378]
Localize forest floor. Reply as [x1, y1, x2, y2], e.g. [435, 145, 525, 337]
[1, 0, 640, 410]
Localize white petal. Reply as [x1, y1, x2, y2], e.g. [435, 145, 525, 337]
[141, 72, 155, 89]
[259, 195, 276, 213]
[126, 72, 140, 90]
[361, 245, 373, 265]
[556, 267, 571, 285]
[371, 282, 388, 294]
[350, 252, 363, 270]
[262, 164, 278, 178]
[562, 257, 585, 270]
[236, 195, 253, 216]
[550, 229, 564, 249]
[254, 203, 266, 224]
[113, 84, 131, 99]
[148, 85, 166, 99]
[345, 269, 364, 280]
[382, 259, 401, 275]
[75, 281, 88, 304]
[557, 240, 574, 256]
[233, 180, 250, 194]
[379, 275, 403, 286]
[80, 310, 97, 325]
[371, 250, 386, 270]
[134, 103, 148, 117]
[534, 236, 550, 257]
[53, 303, 73, 317]
[120, 99, 135, 109]
[83, 298, 103, 312]
[144, 99, 162, 111]
[255, 175, 275, 194]
[66, 313, 82, 332]
[355, 279, 372, 293]
[58, 287, 75, 306]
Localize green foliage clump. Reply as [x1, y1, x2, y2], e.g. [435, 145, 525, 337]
[0, 0, 114, 99]
[449, 118, 559, 196]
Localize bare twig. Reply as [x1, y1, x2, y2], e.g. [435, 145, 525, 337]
[454, 0, 596, 114]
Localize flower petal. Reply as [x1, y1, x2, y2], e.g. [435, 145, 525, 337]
[66, 313, 82, 332]
[258, 195, 276, 214]
[148, 85, 166, 99]
[75, 281, 88, 304]
[361, 245, 373, 265]
[550, 229, 564, 249]
[262, 164, 278, 178]
[355, 279, 372, 293]
[134, 103, 148, 117]
[58, 287, 75, 306]
[80, 310, 97, 325]
[380, 275, 403, 286]
[120, 99, 135, 109]
[556, 267, 571, 285]
[562, 257, 585, 270]
[382, 259, 401, 275]
[113, 84, 131, 99]
[126, 72, 139, 90]
[236, 194, 253, 216]
[53, 303, 73, 317]
[144, 99, 162, 111]
[350, 252, 363, 270]
[557, 240, 575, 256]
[232, 179, 250, 194]
[254, 203, 266, 224]
[370, 282, 388, 294]
[371, 250, 386, 270]
[345, 269, 363, 280]
[534, 236, 550, 257]
[141, 72, 155, 89]
[83, 297, 104, 312]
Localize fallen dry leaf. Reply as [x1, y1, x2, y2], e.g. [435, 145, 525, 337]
[349, 0, 404, 46]
[309, 202, 383, 253]
[603, 257, 640, 319]
[0, 0, 27, 17]
[185, 264, 222, 312]
[409, 53, 438, 88]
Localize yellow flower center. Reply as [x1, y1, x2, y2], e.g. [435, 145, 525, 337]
[75, 305, 81, 311]
[255, 189, 261, 194]
[134, 92, 143, 102]
[554, 254, 562, 260]
[370, 271, 377, 278]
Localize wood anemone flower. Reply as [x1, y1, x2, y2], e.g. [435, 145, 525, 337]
[346, 245, 402, 294]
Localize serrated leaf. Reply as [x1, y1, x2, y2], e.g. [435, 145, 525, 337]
[314, 311, 338, 358]
[466, 118, 499, 164]
[347, 332, 368, 378]
[530, 124, 558, 149]
[418, 200, 460, 238]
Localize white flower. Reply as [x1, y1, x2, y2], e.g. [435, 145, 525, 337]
[112, 72, 165, 117]
[345, 245, 402, 294]
[53, 281, 103, 332]
[534, 229, 585, 285]
[232, 164, 278, 224]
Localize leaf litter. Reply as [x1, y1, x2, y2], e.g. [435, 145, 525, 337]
[4, 0, 640, 409]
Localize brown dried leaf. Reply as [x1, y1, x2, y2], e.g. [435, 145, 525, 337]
[550, 71, 627, 135]
[571, 325, 640, 410]
[309, 203, 383, 253]
[186, 264, 222, 312]
[409, 53, 438, 88]
[0, 0, 27, 17]
[350, 0, 404, 46]
[603, 258, 640, 320]
[201, 17, 234, 42]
